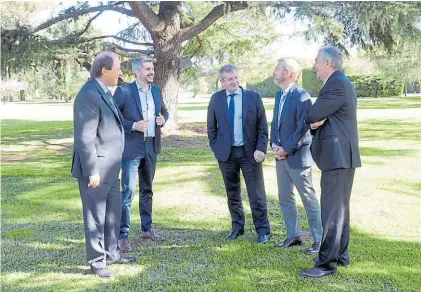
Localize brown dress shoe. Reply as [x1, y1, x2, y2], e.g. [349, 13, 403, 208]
[118, 238, 132, 252]
[139, 229, 164, 241]
[274, 236, 302, 248]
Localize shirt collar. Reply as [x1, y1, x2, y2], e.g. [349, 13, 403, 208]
[136, 80, 151, 93]
[226, 87, 242, 97]
[95, 78, 109, 94]
[281, 82, 295, 96]
[323, 71, 335, 85]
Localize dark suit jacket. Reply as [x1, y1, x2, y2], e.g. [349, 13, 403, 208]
[113, 81, 169, 159]
[207, 87, 268, 164]
[306, 71, 362, 171]
[270, 83, 314, 169]
[71, 78, 124, 183]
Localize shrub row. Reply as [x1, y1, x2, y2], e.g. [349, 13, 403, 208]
[302, 69, 404, 97]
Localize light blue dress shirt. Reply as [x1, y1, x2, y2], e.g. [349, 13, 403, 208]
[135, 81, 156, 137]
[226, 88, 244, 146]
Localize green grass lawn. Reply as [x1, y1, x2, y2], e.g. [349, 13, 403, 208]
[1, 97, 421, 291]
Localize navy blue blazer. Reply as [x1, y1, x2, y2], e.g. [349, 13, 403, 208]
[306, 71, 362, 171]
[270, 83, 314, 169]
[207, 87, 268, 164]
[113, 81, 169, 159]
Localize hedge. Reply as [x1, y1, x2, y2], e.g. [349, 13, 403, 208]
[301, 69, 404, 97]
[247, 76, 304, 98]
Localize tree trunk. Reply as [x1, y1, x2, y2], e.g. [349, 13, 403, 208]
[154, 44, 181, 128]
[20, 90, 25, 101]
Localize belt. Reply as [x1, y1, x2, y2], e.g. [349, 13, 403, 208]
[231, 145, 244, 148]
[144, 137, 154, 141]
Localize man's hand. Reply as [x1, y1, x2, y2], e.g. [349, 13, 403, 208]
[254, 150, 265, 163]
[88, 173, 100, 188]
[134, 120, 149, 132]
[310, 118, 327, 130]
[156, 113, 165, 126]
[272, 145, 287, 160]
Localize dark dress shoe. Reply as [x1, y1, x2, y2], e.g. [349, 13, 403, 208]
[313, 256, 348, 267]
[90, 267, 113, 278]
[305, 242, 320, 255]
[299, 267, 336, 278]
[225, 229, 244, 240]
[258, 234, 270, 244]
[106, 255, 137, 265]
[275, 236, 302, 248]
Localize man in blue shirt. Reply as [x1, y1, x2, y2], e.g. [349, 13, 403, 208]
[207, 64, 271, 244]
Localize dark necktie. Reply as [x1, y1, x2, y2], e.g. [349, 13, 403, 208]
[106, 90, 117, 113]
[228, 93, 236, 130]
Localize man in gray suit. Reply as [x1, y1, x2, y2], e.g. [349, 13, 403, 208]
[72, 51, 136, 278]
[270, 58, 322, 253]
[299, 46, 361, 278]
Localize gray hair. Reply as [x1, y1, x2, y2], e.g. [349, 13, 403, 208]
[278, 57, 302, 81]
[319, 46, 344, 71]
[218, 64, 238, 81]
[132, 56, 154, 74]
[90, 51, 117, 78]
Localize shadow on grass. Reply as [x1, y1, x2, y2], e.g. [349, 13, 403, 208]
[2, 119, 421, 291]
[358, 119, 421, 142]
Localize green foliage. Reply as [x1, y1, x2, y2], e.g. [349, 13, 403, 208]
[247, 77, 280, 98]
[301, 69, 404, 98]
[297, 2, 421, 54]
[349, 75, 404, 98]
[302, 68, 323, 97]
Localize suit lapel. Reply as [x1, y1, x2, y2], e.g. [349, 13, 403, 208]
[151, 85, 160, 116]
[278, 84, 297, 128]
[273, 91, 281, 130]
[94, 80, 122, 124]
[131, 82, 144, 117]
[219, 90, 230, 124]
[241, 87, 250, 127]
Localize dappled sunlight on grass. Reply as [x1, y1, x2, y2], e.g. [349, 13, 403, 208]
[2, 99, 421, 291]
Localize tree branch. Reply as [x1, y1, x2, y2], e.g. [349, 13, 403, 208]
[68, 11, 103, 39]
[32, 3, 136, 33]
[179, 1, 248, 42]
[50, 34, 154, 47]
[104, 42, 154, 55]
[128, 2, 161, 34]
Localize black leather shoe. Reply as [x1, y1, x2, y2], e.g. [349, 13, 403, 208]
[106, 255, 137, 265]
[305, 242, 320, 255]
[225, 229, 244, 240]
[274, 236, 302, 248]
[313, 256, 348, 267]
[257, 234, 270, 244]
[299, 267, 336, 278]
[90, 266, 113, 278]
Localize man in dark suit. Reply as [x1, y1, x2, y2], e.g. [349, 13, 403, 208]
[299, 46, 361, 278]
[270, 58, 322, 253]
[113, 56, 169, 252]
[72, 51, 136, 278]
[207, 64, 270, 244]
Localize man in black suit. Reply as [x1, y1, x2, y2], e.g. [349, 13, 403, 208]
[72, 51, 136, 278]
[113, 56, 169, 252]
[207, 64, 270, 244]
[299, 46, 361, 278]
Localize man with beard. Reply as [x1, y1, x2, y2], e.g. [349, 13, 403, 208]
[113, 56, 169, 252]
[270, 57, 322, 253]
[72, 51, 136, 278]
[207, 64, 271, 244]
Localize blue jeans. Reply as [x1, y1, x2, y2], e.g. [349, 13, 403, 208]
[120, 141, 156, 239]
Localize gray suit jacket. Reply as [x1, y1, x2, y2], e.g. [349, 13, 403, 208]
[71, 78, 124, 183]
[306, 71, 361, 171]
